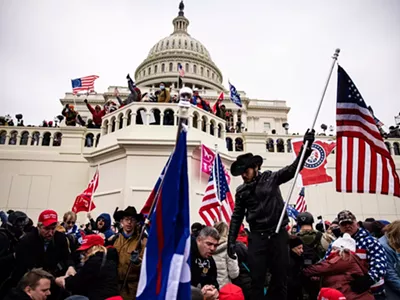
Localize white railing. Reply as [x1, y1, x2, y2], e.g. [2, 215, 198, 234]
[100, 102, 227, 139]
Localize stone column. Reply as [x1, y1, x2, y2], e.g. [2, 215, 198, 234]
[241, 111, 247, 130]
[115, 119, 120, 130]
[206, 122, 210, 134]
[132, 112, 137, 125]
[122, 116, 128, 127]
[107, 122, 113, 134]
[160, 113, 164, 126]
[16, 134, 21, 146]
[27, 135, 32, 145]
[49, 137, 54, 147]
[233, 110, 238, 132]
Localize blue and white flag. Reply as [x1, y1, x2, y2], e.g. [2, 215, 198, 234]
[229, 81, 242, 108]
[137, 131, 191, 300]
[287, 205, 299, 220]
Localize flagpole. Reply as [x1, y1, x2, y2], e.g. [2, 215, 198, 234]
[88, 164, 98, 212]
[199, 145, 202, 187]
[275, 48, 340, 234]
[214, 144, 223, 223]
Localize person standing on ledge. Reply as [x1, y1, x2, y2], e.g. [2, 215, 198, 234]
[227, 130, 315, 300]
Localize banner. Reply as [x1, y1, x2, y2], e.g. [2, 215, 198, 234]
[201, 144, 231, 184]
[292, 139, 336, 186]
[72, 168, 99, 213]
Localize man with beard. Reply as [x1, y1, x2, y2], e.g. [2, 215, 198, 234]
[227, 130, 315, 300]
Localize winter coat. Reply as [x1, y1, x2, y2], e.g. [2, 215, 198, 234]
[11, 227, 74, 282]
[190, 238, 219, 290]
[213, 238, 240, 288]
[3, 288, 31, 300]
[379, 235, 400, 299]
[64, 252, 119, 300]
[229, 148, 312, 240]
[62, 107, 78, 126]
[157, 89, 170, 103]
[325, 228, 387, 294]
[90, 213, 115, 240]
[232, 241, 251, 300]
[304, 252, 374, 300]
[86, 103, 105, 126]
[0, 227, 18, 284]
[113, 231, 146, 300]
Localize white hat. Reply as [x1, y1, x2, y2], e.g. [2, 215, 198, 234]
[332, 233, 356, 252]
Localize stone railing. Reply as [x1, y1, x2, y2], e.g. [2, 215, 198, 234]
[100, 102, 227, 139]
[0, 126, 101, 149]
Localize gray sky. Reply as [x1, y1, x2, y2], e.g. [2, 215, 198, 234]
[1, 0, 399, 132]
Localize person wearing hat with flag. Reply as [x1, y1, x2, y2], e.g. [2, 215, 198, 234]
[113, 206, 146, 300]
[55, 234, 121, 300]
[227, 130, 315, 300]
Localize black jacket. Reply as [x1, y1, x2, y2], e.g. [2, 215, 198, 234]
[287, 251, 304, 300]
[12, 228, 74, 283]
[232, 241, 251, 299]
[65, 252, 119, 300]
[4, 288, 31, 300]
[190, 239, 219, 290]
[0, 227, 18, 284]
[229, 149, 311, 241]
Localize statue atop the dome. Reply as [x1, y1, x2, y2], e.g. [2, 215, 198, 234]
[178, 0, 184, 16]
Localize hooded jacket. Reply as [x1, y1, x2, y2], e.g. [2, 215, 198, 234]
[90, 213, 115, 240]
[304, 251, 374, 300]
[213, 237, 240, 288]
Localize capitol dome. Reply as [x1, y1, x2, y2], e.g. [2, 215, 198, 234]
[134, 1, 224, 92]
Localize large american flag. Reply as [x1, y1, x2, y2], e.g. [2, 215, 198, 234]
[336, 66, 400, 197]
[199, 153, 234, 226]
[295, 187, 307, 213]
[71, 75, 99, 94]
[178, 63, 185, 77]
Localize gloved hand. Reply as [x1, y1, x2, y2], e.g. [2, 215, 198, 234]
[350, 274, 374, 294]
[303, 129, 315, 148]
[84, 99, 88, 104]
[227, 241, 237, 260]
[130, 250, 141, 265]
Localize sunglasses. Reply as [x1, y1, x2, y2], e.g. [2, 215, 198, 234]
[67, 221, 75, 225]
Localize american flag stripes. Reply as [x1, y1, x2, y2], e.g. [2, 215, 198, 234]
[178, 63, 185, 77]
[199, 153, 234, 226]
[295, 187, 307, 213]
[336, 66, 400, 197]
[71, 75, 99, 94]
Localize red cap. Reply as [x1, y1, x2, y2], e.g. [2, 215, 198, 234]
[77, 234, 104, 251]
[38, 210, 58, 227]
[219, 284, 244, 300]
[318, 288, 346, 300]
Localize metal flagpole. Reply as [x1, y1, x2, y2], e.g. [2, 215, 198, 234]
[214, 143, 222, 223]
[88, 164, 99, 212]
[275, 48, 340, 234]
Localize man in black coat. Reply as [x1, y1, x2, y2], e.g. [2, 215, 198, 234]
[6, 210, 75, 299]
[227, 130, 315, 300]
[191, 227, 220, 299]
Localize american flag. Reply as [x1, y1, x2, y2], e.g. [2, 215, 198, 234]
[71, 75, 99, 94]
[295, 187, 307, 213]
[336, 66, 400, 197]
[178, 63, 185, 77]
[199, 153, 234, 226]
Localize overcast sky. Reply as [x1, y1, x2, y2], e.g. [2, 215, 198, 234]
[1, 0, 399, 132]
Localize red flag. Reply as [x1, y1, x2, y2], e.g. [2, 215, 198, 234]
[201, 144, 231, 184]
[72, 169, 99, 213]
[212, 92, 224, 114]
[292, 139, 336, 186]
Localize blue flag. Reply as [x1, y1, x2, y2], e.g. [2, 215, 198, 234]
[229, 81, 242, 107]
[136, 131, 191, 300]
[287, 205, 299, 220]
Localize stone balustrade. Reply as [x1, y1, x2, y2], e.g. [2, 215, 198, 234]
[100, 101, 227, 139]
[0, 126, 101, 149]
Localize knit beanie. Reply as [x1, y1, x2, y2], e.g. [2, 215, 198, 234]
[289, 235, 303, 249]
[318, 288, 346, 300]
[219, 283, 245, 300]
[332, 233, 356, 252]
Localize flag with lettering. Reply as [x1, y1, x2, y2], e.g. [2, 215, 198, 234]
[137, 131, 191, 300]
[292, 138, 336, 186]
[336, 65, 400, 197]
[72, 168, 99, 213]
[200, 144, 231, 184]
[229, 81, 242, 108]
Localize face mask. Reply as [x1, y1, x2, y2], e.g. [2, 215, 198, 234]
[160, 85, 165, 90]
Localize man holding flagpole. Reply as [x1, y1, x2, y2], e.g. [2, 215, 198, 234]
[227, 130, 315, 300]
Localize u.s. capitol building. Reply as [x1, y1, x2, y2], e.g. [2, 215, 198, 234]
[1, 2, 399, 224]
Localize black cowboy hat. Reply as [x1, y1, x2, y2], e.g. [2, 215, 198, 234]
[113, 206, 143, 222]
[231, 153, 263, 177]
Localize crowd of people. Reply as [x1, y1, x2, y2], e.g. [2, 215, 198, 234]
[0, 205, 399, 300]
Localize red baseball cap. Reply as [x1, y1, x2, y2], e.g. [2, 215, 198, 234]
[77, 234, 104, 251]
[318, 288, 346, 300]
[38, 210, 58, 227]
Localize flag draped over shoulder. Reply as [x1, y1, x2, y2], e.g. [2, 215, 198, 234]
[72, 168, 99, 213]
[336, 65, 400, 197]
[136, 131, 191, 300]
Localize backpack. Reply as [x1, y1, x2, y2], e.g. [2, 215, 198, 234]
[297, 231, 324, 266]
